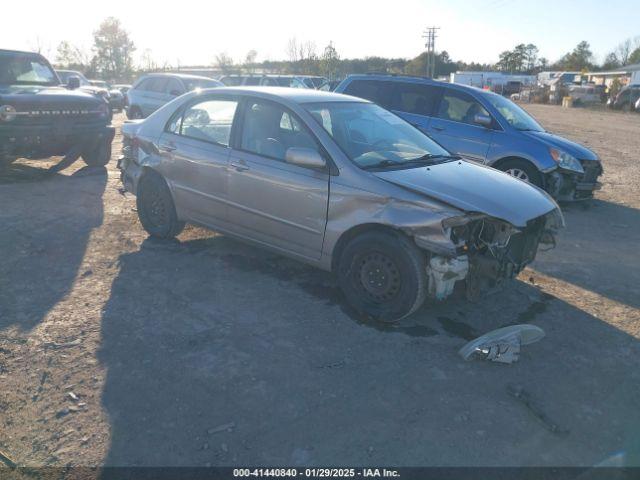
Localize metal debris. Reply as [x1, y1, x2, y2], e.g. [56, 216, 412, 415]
[0, 449, 16, 469]
[458, 324, 545, 364]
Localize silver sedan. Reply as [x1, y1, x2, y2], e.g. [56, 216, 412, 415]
[118, 87, 563, 321]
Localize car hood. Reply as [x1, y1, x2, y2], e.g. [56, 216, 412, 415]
[0, 84, 103, 107]
[373, 160, 558, 227]
[522, 130, 598, 161]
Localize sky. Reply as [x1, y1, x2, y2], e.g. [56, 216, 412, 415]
[2, 0, 638, 67]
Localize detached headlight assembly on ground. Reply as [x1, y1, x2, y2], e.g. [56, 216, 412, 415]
[0, 105, 17, 122]
[550, 147, 584, 174]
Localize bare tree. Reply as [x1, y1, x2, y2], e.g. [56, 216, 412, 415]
[214, 52, 234, 74]
[140, 49, 158, 71]
[55, 41, 89, 69]
[286, 38, 300, 63]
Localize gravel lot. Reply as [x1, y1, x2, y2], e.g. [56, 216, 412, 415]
[1, 105, 639, 469]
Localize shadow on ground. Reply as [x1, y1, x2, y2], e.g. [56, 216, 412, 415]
[0, 166, 106, 331]
[534, 199, 640, 308]
[98, 234, 640, 468]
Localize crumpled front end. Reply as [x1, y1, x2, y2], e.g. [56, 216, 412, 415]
[546, 159, 603, 201]
[412, 208, 563, 301]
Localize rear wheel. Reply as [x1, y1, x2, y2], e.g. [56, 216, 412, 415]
[136, 171, 185, 239]
[337, 231, 427, 322]
[82, 139, 111, 167]
[497, 158, 542, 187]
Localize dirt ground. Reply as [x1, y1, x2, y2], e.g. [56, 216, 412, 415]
[1, 105, 639, 470]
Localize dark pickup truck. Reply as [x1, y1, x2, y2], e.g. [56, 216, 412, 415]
[0, 49, 115, 168]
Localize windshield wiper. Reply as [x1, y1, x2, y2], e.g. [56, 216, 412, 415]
[361, 159, 404, 170]
[404, 154, 461, 165]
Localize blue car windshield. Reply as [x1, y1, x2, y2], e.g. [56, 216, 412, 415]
[304, 102, 452, 169]
[485, 93, 544, 132]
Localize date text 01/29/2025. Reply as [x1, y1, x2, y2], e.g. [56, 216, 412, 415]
[233, 468, 401, 478]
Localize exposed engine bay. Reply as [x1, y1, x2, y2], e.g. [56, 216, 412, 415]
[415, 210, 562, 301]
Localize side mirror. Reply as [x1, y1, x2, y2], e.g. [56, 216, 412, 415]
[170, 90, 183, 97]
[474, 113, 492, 128]
[285, 147, 326, 169]
[67, 76, 81, 90]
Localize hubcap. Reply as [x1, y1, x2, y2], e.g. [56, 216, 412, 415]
[146, 190, 168, 227]
[505, 168, 530, 182]
[356, 252, 401, 302]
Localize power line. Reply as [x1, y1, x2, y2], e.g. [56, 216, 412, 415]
[422, 27, 440, 78]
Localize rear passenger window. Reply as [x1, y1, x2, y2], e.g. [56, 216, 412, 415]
[244, 77, 261, 86]
[136, 78, 154, 91]
[343, 80, 394, 109]
[436, 89, 490, 126]
[179, 98, 238, 146]
[148, 77, 168, 93]
[395, 83, 442, 116]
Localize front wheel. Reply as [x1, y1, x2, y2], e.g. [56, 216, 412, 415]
[82, 139, 111, 167]
[497, 159, 542, 187]
[136, 171, 185, 239]
[337, 231, 427, 322]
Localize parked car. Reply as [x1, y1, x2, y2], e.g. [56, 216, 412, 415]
[89, 79, 125, 112]
[219, 75, 308, 88]
[56, 69, 110, 102]
[118, 87, 563, 321]
[299, 76, 328, 89]
[319, 80, 341, 92]
[607, 84, 640, 112]
[335, 74, 603, 201]
[635, 97, 640, 112]
[567, 84, 602, 105]
[126, 73, 223, 119]
[0, 49, 115, 168]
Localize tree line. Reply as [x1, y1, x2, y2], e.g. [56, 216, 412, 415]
[52, 17, 640, 82]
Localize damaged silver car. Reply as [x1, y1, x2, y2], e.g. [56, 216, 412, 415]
[118, 87, 563, 321]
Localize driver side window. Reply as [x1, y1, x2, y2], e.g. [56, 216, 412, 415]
[240, 100, 319, 162]
[436, 89, 491, 126]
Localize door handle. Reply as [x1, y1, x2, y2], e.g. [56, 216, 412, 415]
[159, 142, 176, 152]
[230, 161, 249, 172]
[431, 125, 445, 131]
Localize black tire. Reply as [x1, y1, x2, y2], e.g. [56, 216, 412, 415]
[82, 139, 111, 167]
[497, 158, 542, 187]
[136, 171, 185, 239]
[128, 106, 143, 120]
[337, 231, 427, 322]
[621, 102, 631, 113]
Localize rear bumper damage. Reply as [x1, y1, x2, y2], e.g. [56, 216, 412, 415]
[413, 209, 562, 301]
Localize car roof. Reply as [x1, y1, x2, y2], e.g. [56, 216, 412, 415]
[142, 72, 220, 81]
[344, 73, 492, 96]
[196, 86, 369, 104]
[0, 48, 45, 57]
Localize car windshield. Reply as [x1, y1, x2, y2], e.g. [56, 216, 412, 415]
[57, 71, 90, 86]
[0, 53, 58, 86]
[485, 93, 544, 132]
[305, 102, 453, 169]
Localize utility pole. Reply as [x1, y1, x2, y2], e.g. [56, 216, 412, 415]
[422, 27, 440, 78]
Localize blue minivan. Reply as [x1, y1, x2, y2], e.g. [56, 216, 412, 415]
[335, 74, 603, 201]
